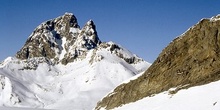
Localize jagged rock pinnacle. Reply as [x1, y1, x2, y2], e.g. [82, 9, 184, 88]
[16, 13, 101, 64]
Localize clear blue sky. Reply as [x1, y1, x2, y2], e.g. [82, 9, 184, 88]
[1, 0, 220, 63]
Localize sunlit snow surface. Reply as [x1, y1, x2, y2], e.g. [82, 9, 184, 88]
[0, 46, 150, 110]
[113, 80, 220, 110]
[0, 107, 50, 110]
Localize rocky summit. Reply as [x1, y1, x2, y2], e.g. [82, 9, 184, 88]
[16, 13, 101, 65]
[96, 14, 220, 109]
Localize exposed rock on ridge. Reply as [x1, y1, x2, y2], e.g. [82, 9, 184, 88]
[16, 13, 101, 64]
[15, 12, 146, 69]
[96, 14, 220, 109]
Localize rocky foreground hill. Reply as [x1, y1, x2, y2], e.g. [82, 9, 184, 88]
[95, 14, 220, 109]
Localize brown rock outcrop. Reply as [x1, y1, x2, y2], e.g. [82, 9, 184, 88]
[96, 15, 220, 109]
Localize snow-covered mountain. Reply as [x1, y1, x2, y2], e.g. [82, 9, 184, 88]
[95, 15, 220, 110]
[0, 13, 150, 110]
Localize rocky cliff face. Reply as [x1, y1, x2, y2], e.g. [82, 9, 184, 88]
[96, 15, 220, 109]
[16, 13, 101, 65]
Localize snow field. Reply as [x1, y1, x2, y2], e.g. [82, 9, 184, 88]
[0, 44, 150, 110]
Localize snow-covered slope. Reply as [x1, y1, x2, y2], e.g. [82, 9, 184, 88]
[114, 80, 220, 110]
[0, 13, 150, 110]
[0, 107, 49, 110]
[0, 48, 149, 110]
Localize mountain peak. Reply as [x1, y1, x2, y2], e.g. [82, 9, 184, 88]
[64, 12, 73, 15]
[78, 19, 101, 48]
[0, 12, 150, 110]
[16, 13, 101, 64]
[61, 12, 79, 28]
[87, 19, 94, 25]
